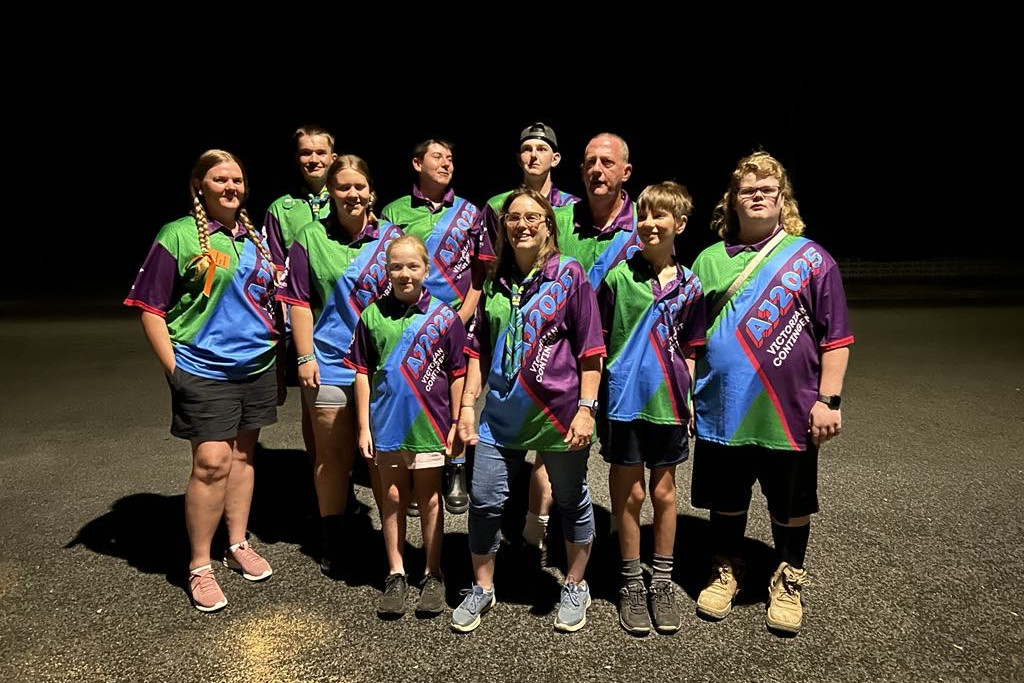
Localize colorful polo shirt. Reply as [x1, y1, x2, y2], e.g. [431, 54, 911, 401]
[381, 186, 494, 311]
[124, 215, 281, 380]
[481, 185, 580, 244]
[263, 188, 332, 262]
[469, 253, 606, 451]
[692, 228, 855, 451]
[277, 218, 403, 386]
[598, 254, 707, 425]
[345, 288, 468, 452]
[554, 191, 642, 289]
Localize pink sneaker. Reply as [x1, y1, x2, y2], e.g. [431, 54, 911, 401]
[189, 565, 227, 612]
[223, 540, 273, 581]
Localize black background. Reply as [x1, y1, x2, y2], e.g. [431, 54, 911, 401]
[10, 39, 1016, 298]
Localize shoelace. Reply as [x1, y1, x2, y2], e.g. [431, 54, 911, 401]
[715, 565, 734, 586]
[650, 583, 674, 608]
[621, 583, 647, 613]
[191, 571, 219, 598]
[779, 571, 810, 602]
[562, 583, 582, 608]
[385, 574, 406, 592]
[459, 586, 488, 613]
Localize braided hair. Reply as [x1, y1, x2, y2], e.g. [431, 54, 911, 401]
[188, 150, 279, 286]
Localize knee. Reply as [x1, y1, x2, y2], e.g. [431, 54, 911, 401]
[624, 483, 647, 511]
[652, 481, 676, 510]
[192, 452, 231, 485]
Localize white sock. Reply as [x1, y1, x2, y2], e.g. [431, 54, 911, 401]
[523, 512, 550, 549]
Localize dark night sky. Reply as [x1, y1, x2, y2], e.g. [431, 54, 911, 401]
[10, 43, 1016, 298]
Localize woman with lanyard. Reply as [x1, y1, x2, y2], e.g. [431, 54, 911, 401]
[125, 149, 283, 612]
[276, 155, 403, 578]
[453, 187, 605, 634]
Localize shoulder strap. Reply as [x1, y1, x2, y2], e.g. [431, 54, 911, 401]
[709, 229, 788, 321]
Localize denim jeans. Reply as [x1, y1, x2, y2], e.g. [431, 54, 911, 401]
[468, 441, 595, 555]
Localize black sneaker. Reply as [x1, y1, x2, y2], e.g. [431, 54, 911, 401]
[649, 579, 682, 634]
[416, 574, 446, 616]
[444, 463, 469, 515]
[378, 573, 408, 618]
[618, 579, 651, 635]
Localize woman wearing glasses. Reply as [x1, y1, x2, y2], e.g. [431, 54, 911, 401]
[690, 151, 853, 635]
[452, 187, 605, 634]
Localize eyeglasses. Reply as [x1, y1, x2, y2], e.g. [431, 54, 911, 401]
[737, 185, 781, 199]
[503, 212, 546, 228]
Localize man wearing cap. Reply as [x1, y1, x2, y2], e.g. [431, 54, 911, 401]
[481, 122, 580, 244]
[381, 139, 494, 516]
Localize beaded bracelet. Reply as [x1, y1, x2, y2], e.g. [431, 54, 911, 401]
[296, 353, 317, 365]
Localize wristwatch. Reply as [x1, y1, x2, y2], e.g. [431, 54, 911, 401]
[578, 398, 599, 412]
[817, 394, 842, 409]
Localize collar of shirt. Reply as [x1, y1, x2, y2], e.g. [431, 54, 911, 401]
[206, 219, 247, 239]
[724, 222, 784, 257]
[411, 184, 455, 214]
[380, 287, 432, 315]
[496, 251, 561, 297]
[627, 251, 684, 293]
[327, 217, 381, 244]
[574, 190, 635, 235]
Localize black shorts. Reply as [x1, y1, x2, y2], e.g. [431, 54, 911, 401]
[283, 334, 299, 387]
[167, 366, 278, 442]
[601, 420, 689, 469]
[690, 439, 819, 522]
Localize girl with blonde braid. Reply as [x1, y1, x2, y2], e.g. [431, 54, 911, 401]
[125, 149, 285, 612]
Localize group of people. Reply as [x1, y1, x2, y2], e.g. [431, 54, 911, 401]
[125, 122, 853, 639]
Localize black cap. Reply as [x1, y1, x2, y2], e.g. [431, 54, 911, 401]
[519, 122, 558, 150]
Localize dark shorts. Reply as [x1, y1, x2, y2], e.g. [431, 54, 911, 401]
[167, 366, 278, 442]
[690, 439, 819, 522]
[283, 335, 299, 387]
[601, 420, 689, 470]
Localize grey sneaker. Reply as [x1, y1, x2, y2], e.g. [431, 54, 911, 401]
[649, 579, 682, 634]
[377, 573, 408, 618]
[451, 584, 495, 633]
[416, 574, 445, 616]
[618, 579, 651, 635]
[554, 581, 592, 632]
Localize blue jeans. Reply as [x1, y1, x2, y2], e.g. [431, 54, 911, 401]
[468, 441, 595, 555]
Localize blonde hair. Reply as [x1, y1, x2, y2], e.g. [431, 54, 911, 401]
[188, 150, 276, 283]
[710, 151, 805, 240]
[386, 234, 430, 267]
[637, 181, 694, 222]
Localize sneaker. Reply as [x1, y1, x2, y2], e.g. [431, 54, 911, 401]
[554, 581, 592, 632]
[189, 565, 227, 612]
[407, 501, 420, 518]
[617, 579, 651, 635]
[766, 562, 810, 634]
[696, 556, 742, 620]
[416, 574, 446, 616]
[451, 584, 495, 633]
[223, 541, 273, 581]
[378, 573, 409, 617]
[444, 463, 469, 515]
[649, 579, 682, 634]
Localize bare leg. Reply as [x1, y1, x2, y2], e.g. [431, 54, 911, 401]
[185, 439, 233, 570]
[472, 553, 496, 591]
[650, 466, 678, 558]
[414, 467, 444, 576]
[311, 405, 356, 517]
[378, 466, 410, 575]
[223, 429, 260, 545]
[609, 464, 646, 560]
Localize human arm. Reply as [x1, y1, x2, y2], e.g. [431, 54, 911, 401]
[354, 372, 374, 461]
[140, 311, 176, 375]
[290, 305, 320, 388]
[808, 346, 849, 446]
[456, 355, 482, 446]
[564, 354, 602, 450]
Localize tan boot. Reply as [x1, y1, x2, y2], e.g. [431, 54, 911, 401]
[766, 562, 810, 634]
[696, 556, 742, 620]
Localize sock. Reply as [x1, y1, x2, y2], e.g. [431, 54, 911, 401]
[710, 511, 748, 559]
[621, 557, 643, 584]
[652, 553, 673, 583]
[771, 521, 810, 569]
[523, 512, 550, 549]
